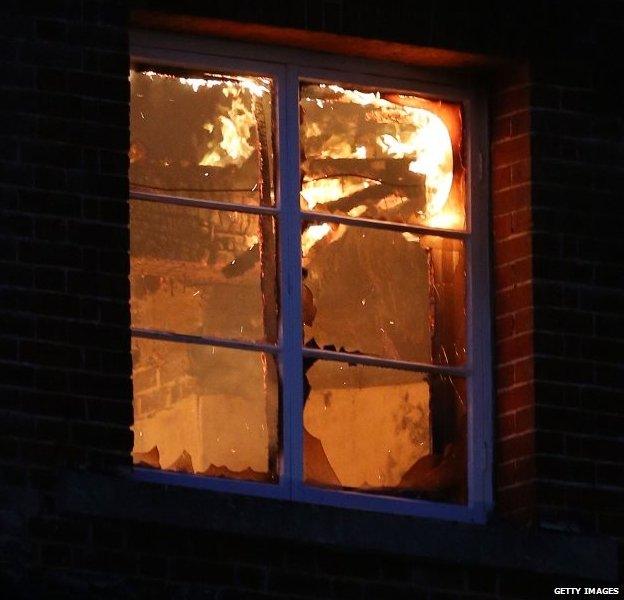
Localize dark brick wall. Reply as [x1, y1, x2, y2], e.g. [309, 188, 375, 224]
[2, 0, 623, 597]
[0, 0, 132, 591]
[529, 6, 624, 540]
[9, 513, 608, 600]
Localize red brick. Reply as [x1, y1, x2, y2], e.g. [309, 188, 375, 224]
[511, 159, 531, 184]
[497, 332, 534, 363]
[496, 283, 533, 314]
[492, 85, 531, 117]
[497, 383, 534, 412]
[492, 184, 531, 216]
[491, 135, 531, 167]
[491, 165, 512, 191]
[495, 258, 532, 291]
[514, 358, 535, 385]
[494, 233, 532, 266]
[496, 432, 535, 463]
[497, 457, 536, 487]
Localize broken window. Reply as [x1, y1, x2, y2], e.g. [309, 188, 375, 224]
[300, 82, 467, 504]
[129, 56, 487, 515]
[130, 68, 279, 483]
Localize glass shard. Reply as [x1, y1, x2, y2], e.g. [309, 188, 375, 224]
[130, 68, 275, 205]
[300, 83, 465, 229]
[132, 337, 279, 482]
[302, 222, 466, 365]
[130, 199, 278, 343]
[303, 359, 467, 503]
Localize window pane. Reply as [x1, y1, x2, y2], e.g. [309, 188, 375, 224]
[132, 337, 279, 483]
[130, 200, 278, 344]
[302, 222, 466, 365]
[303, 359, 467, 503]
[130, 68, 275, 205]
[300, 83, 464, 230]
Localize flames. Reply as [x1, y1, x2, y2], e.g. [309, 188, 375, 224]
[135, 70, 269, 169]
[199, 95, 257, 167]
[302, 223, 332, 256]
[301, 223, 347, 257]
[377, 107, 453, 216]
[139, 70, 270, 97]
[136, 70, 460, 254]
[301, 84, 461, 247]
[301, 177, 380, 209]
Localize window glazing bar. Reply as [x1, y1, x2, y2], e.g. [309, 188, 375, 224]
[131, 189, 279, 216]
[300, 210, 469, 239]
[302, 346, 469, 377]
[131, 327, 278, 354]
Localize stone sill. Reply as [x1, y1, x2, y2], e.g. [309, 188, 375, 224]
[58, 470, 618, 582]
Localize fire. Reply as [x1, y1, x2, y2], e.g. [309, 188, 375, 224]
[301, 223, 347, 257]
[134, 70, 269, 169]
[139, 70, 270, 97]
[200, 95, 256, 166]
[301, 179, 345, 209]
[302, 223, 332, 256]
[301, 84, 457, 226]
[425, 210, 462, 230]
[245, 234, 260, 249]
[301, 178, 379, 209]
[405, 114, 453, 217]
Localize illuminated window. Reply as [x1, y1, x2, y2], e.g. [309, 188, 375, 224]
[129, 43, 492, 521]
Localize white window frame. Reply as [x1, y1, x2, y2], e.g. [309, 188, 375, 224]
[129, 30, 493, 524]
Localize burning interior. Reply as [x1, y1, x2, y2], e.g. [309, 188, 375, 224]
[130, 68, 467, 502]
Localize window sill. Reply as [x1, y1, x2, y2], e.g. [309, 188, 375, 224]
[58, 469, 618, 582]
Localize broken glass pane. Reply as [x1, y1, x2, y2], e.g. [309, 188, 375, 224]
[300, 83, 465, 230]
[132, 337, 279, 482]
[303, 359, 467, 503]
[130, 68, 275, 205]
[130, 199, 278, 343]
[302, 222, 466, 365]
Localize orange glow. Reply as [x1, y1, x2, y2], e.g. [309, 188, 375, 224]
[301, 177, 380, 209]
[301, 84, 458, 227]
[134, 70, 270, 170]
[140, 70, 270, 96]
[200, 95, 256, 166]
[302, 223, 332, 255]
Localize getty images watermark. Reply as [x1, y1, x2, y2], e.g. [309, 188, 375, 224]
[554, 588, 620, 596]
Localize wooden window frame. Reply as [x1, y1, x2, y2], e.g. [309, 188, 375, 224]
[130, 30, 493, 523]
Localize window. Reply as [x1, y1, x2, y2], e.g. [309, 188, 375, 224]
[129, 35, 492, 522]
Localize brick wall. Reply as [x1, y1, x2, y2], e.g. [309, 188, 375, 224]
[490, 65, 535, 524]
[1, 0, 622, 597]
[0, 0, 132, 589]
[530, 5, 624, 539]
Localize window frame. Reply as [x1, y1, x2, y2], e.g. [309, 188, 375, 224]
[129, 30, 493, 524]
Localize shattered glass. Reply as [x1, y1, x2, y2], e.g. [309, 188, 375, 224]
[302, 223, 466, 365]
[300, 83, 465, 230]
[130, 67, 280, 485]
[130, 69, 275, 205]
[299, 81, 468, 504]
[303, 360, 467, 503]
[130, 200, 277, 343]
[132, 337, 279, 482]
[129, 67, 471, 500]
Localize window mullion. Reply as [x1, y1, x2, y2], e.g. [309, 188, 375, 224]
[277, 65, 304, 498]
[465, 93, 493, 515]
